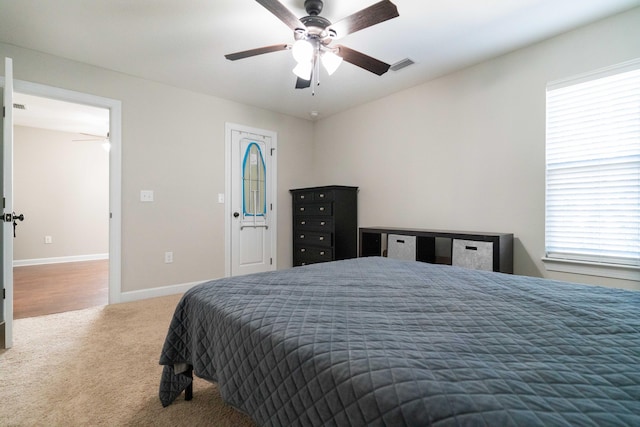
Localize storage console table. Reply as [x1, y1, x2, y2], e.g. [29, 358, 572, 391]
[360, 227, 513, 273]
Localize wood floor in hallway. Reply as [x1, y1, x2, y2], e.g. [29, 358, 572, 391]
[13, 260, 109, 319]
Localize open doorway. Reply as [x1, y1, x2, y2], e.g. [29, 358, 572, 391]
[12, 93, 110, 318]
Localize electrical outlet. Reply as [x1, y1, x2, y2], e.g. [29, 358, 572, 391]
[44, 236, 52, 244]
[164, 251, 173, 263]
[140, 190, 154, 202]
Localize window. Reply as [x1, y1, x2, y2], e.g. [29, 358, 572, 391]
[545, 59, 640, 275]
[242, 142, 266, 217]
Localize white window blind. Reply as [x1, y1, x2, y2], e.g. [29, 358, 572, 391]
[545, 60, 640, 268]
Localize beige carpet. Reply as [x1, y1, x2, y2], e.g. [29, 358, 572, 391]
[0, 294, 256, 426]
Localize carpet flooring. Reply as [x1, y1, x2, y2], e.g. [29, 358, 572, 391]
[0, 294, 256, 426]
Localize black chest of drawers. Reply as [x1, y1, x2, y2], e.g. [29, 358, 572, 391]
[290, 185, 358, 267]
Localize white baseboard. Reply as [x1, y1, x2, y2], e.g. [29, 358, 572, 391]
[14, 253, 109, 267]
[119, 279, 213, 304]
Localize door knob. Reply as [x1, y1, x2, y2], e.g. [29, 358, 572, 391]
[233, 212, 240, 218]
[12, 212, 24, 238]
[3, 212, 24, 222]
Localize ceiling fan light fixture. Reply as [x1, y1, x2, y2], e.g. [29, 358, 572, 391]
[293, 61, 313, 80]
[292, 39, 313, 63]
[321, 50, 342, 75]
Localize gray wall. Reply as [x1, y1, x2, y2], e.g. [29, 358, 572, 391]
[2, 7, 638, 295]
[0, 41, 315, 294]
[13, 125, 109, 262]
[313, 8, 640, 290]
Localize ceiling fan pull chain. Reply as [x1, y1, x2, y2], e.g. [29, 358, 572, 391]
[314, 43, 321, 95]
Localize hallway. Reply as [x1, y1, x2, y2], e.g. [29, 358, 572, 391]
[13, 260, 108, 319]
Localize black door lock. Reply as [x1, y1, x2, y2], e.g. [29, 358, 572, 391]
[12, 212, 24, 238]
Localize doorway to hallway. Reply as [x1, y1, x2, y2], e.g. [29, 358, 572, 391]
[12, 93, 111, 318]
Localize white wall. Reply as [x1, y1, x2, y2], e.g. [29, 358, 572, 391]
[2, 8, 638, 296]
[0, 41, 314, 294]
[313, 8, 640, 290]
[13, 126, 109, 261]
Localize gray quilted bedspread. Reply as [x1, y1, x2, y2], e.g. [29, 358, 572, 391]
[159, 257, 640, 426]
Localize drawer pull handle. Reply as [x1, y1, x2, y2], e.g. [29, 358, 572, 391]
[319, 207, 325, 211]
[301, 262, 306, 266]
[300, 207, 305, 212]
[396, 239, 405, 244]
[300, 248, 306, 252]
[301, 221, 306, 225]
[300, 234, 305, 239]
[300, 195, 305, 199]
[465, 246, 478, 251]
[320, 221, 325, 226]
[320, 251, 325, 256]
[319, 194, 325, 198]
[319, 237, 324, 241]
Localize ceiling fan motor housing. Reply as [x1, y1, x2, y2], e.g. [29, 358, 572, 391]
[298, 14, 334, 42]
[304, 0, 323, 16]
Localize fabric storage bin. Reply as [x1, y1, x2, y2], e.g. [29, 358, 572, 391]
[452, 239, 493, 271]
[387, 234, 416, 261]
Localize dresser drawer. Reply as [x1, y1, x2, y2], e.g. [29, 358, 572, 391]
[294, 246, 333, 265]
[292, 191, 314, 203]
[313, 189, 333, 201]
[294, 203, 332, 216]
[295, 231, 332, 247]
[452, 239, 493, 271]
[292, 190, 334, 203]
[295, 217, 333, 231]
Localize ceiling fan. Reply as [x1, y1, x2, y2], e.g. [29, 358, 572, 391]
[73, 132, 111, 151]
[225, 0, 399, 91]
[72, 132, 109, 142]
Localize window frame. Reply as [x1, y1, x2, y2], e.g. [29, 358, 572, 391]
[543, 58, 640, 281]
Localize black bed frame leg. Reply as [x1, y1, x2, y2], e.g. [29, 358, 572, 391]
[185, 367, 193, 401]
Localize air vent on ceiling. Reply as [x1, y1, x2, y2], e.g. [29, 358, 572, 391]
[13, 103, 26, 110]
[390, 58, 415, 72]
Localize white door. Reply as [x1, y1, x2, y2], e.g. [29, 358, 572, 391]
[226, 124, 277, 277]
[1, 57, 14, 349]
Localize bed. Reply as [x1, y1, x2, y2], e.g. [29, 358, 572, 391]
[159, 257, 640, 426]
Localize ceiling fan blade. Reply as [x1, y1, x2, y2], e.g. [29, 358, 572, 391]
[329, 0, 399, 39]
[295, 76, 312, 89]
[225, 44, 290, 61]
[335, 45, 391, 76]
[256, 0, 306, 31]
[80, 132, 107, 138]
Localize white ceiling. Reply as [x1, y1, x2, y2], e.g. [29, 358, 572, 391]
[12, 93, 109, 137]
[1, 0, 638, 124]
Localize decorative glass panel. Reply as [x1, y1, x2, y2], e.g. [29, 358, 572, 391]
[242, 142, 266, 217]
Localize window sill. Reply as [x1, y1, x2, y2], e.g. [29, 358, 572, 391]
[542, 257, 640, 281]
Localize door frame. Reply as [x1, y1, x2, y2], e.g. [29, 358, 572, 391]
[0, 77, 123, 304]
[224, 123, 277, 277]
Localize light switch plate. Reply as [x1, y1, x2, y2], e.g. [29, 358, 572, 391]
[140, 190, 154, 202]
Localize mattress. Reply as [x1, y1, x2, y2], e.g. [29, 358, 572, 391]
[159, 257, 640, 426]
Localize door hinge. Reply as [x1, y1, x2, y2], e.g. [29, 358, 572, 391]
[270, 258, 273, 265]
[2, 288, 5, 300]
[270, 148, 275, 156]
[270, 203, 273, 211]
[2, 106, 5, 118]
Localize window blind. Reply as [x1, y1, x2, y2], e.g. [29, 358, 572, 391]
[545, 60, 640, 268]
